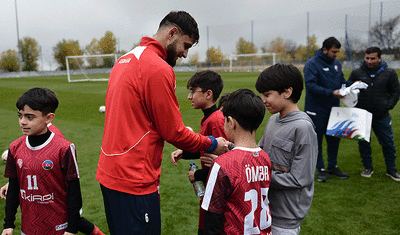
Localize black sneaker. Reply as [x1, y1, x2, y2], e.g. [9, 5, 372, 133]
[327, 166, 349, 179]
[361, 166, 373, 178]
[317, 168, 327, 182]
[386, 169, 400, 181]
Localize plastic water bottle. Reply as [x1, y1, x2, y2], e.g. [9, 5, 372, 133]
[189, 162, 205, 197]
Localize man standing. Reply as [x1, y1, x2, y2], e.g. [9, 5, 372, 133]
[96, 11, 227, 235]
[304, 37, 352, 182]
[348, 47, 400, 181]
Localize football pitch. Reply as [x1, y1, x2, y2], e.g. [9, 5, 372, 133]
[0, 71, 399, 234]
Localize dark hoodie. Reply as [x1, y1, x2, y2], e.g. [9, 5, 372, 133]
[348, 60, 400, 119]
[304, 48, 352, 117]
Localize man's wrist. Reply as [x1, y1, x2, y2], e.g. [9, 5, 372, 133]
[205, 136, 217, 153]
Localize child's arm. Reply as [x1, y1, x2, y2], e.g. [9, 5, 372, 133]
[203, 211, 224, 234]
[3, 178, 19, 231]
[65, 179, 82, 234]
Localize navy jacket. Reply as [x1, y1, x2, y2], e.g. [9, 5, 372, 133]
[348, 61, 400, 119]
[304, 49, 352, 117]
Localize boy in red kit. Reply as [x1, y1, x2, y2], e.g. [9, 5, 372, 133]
[171, 70, 228, 234]
[202, 89, 272, 235]
[2, 88, 103, 235]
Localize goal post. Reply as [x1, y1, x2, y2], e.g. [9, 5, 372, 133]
[66, 54, 118, 82]
[228, 53, 277, 72]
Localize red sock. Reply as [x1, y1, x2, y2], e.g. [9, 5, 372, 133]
[90, 226, 105, 235]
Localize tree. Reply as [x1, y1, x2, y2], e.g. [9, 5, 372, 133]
[85, 38, 102, 68]
[236, 37, 257, 55]
[369, 16, 400, 51]
[19, 37, 40, 71]
[206, 46, 225, 64]
[99, 31, 117, 68]
[268, 37, 286, 54]
[188, 52, 199, 66]
[0, 49, 19, 72]
[53, 39, 83, 70]
[294, 34, 319, 61]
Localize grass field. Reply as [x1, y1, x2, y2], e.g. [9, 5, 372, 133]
[0, 70, 399, 234]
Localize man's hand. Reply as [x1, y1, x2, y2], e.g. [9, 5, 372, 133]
[201, 153, 218, 167]
[2, 228, 13, 235]
[187, 171, 195, 183]
[171, 149, 183, 166]
[0, 183, 9, 200]
[333, 89, 346, 99]
[63, 232, 77, 235]
[213, 137, 229, 156]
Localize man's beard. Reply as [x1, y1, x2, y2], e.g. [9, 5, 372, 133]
[165, 39, 178, 67]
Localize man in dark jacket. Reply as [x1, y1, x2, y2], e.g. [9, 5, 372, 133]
[348, 47, 400, 181]
[304, 37, 352, 182]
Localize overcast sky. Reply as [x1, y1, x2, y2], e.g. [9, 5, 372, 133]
[1, 0, 399, 70]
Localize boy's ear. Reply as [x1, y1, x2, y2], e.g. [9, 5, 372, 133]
[205, 89, 213, 100]
[283, 87, 293, 99]
[45, 113, 55, 125]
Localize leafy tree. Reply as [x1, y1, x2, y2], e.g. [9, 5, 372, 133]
[53, 39, 83, 70]
[268, 37, 286, 53]
[206, 46, 225, 64]
[369, 16, 400, 51]
[85, 38, 101, 68]
[99, 31, 117, 68]
[0, 49, 19, 72]
[20, 37, 40, 71]
[294, 34, 318, 61]
[188, 52, 199, 66]
[236, 37, 257, 55]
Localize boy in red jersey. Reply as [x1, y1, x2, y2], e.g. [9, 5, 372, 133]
[2, 88, 91, 235]
[171, 70, 228, 234]
[202, 89, 272, 235]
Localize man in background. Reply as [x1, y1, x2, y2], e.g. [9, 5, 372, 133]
[348, 46, 400, 181]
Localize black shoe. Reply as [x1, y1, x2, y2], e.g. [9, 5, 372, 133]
[317, 168, 327, 182]
[361, 166, 373, 178]
[386, 169, 400, 181]
[327, 166, 349, 179]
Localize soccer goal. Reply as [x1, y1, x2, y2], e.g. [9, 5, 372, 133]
[66, 54, 118, 82]
[228, 53, 277, 72]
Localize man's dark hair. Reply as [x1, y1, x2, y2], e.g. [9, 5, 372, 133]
[218, 93, 231, 110]
[187, 70, 223, 102]
[160, 11, 199, 45]
[255, 63, 303, 103]
[322, 37, 341, 50]
[16, 87, 59, 115]
[222, 88, 265, 132]
[365, 47, 382, 58]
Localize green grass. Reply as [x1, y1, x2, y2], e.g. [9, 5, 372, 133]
[0, 70, 399, 234]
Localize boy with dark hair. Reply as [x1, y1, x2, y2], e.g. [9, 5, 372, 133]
[256, 64, 318, 235]
[217, 93, 230, 110]
[171, 70, 227, 234]
[201, 88, 271, 235]
[2, 88, 95, 235]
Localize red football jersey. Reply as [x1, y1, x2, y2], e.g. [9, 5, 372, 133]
[5, 133, 80, 234]
[48, 123, 64, 138]
[202, 147, 272, 235]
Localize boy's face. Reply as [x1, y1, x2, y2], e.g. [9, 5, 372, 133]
[18, 105, 54, 136]
[261, 90, 287, 114]
[188, 87, 209, 110]
[224, 116, 234, 143]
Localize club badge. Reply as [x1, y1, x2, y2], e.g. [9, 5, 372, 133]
[42, 160, 53, 170]
[17, 159, 23, 168]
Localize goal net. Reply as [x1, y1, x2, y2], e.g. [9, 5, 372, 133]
[228, 53, 278, 72]
[66, 54, 118, 82]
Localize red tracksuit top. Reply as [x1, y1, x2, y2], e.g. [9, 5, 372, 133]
[96, 37, 212, 195]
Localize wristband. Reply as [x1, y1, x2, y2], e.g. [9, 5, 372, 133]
[205, 136, 218, 153]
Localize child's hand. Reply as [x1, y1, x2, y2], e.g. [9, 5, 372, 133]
[171, 149, 183, 166]
[187, 171, 195, 183]
[0, 182, 9, 200]
[2, 228, 13, 235]
[63, 232, 77, 235]
[201, 153, 218, 167]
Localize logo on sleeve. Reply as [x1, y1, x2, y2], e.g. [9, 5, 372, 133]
[42, 160, 53, 170]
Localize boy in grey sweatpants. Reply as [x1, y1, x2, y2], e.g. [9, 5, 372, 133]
[256, 64, 318, 235]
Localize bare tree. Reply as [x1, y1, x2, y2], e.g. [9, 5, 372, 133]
[369, 16, 400, 51]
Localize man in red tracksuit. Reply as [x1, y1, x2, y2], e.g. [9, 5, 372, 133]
[96, 11, 228, 235]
